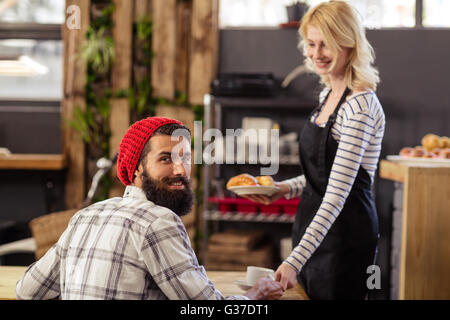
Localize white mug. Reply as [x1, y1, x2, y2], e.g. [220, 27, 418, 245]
[246, 266, 275, 285]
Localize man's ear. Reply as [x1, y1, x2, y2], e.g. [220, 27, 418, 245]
[132, 164, 144, 187]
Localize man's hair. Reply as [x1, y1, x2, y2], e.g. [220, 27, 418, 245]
[136, 122, 191, 170]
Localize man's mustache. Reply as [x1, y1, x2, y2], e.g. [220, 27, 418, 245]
[161, 176, 190, 186]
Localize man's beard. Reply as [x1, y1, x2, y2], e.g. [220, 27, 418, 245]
[141, 171, 194, 216]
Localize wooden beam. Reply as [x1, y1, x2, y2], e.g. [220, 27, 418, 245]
[152, 0, 176, 101]
[188, 0, 219, 105]
[176, 0, 192, 95]
[62, 0, 90, 209]
[134, 0, 151, 21]
[111, 0, 133, 154]
[155, 105, 194, 133]
[109, 0, 133, 197]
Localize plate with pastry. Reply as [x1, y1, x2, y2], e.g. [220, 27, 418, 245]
[226, 174, 280, 196]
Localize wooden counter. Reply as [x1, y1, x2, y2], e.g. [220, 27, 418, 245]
[0, 154, 66, 170]
[0, 267, 307, 300]
[380, 160, 450, 300]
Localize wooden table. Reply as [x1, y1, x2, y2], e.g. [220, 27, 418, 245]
[380, 160, 450, 299]
[0, 267, 308, 300]
[206, 271, 308, 300]
[0, 266, 26, 300]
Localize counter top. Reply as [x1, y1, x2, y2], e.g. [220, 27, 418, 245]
[380, 159, 450, 183]
[0, 267, 308, 300]
[0, 154, 66, 170]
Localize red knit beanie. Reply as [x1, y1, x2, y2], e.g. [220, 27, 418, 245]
[117, 117, 183, 185]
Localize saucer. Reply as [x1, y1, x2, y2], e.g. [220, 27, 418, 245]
[235, 279, 253, 291]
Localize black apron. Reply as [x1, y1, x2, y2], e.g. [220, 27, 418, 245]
[293, 88, 379, 300]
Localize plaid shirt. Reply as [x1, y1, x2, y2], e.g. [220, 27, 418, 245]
[16, 186, 247, 300]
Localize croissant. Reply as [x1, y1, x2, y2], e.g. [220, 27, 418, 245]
[422, 134, 443, 151]
[226, 174, 258, 188]
[256, 176, 275, 186]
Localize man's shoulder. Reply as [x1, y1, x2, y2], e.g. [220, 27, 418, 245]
[119, 196, 183, 231]
[77, 195, 183, 232]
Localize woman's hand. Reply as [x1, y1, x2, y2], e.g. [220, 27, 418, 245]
[242, 182, 290, 205]
[245, 277, 285, 300]
[275, 262, 298, 291]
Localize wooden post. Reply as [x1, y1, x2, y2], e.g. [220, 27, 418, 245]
[152, 0, 176, 101]
[133, 0, 151, 21]
[176, 0, 192, 95]
[109, 0, 133, 197]
[62, 0, 90, 209]
[188, 0, 219, 105]
[155, 105, 194, 133]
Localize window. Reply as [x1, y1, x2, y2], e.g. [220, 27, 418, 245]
[0, 39, 62, 100]
[423, 0, 450, 27]
[347, 0, 415, 28]
[0, 0, 64, 24]
[219, 0, 291, 27]
[219, 0, 449, 29]
[0, 0, 64, 101]
[305, 0, 415, 28]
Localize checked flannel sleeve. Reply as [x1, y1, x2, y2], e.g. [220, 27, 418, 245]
[140, 211, 247, 300]
[15, 236, 64, 299]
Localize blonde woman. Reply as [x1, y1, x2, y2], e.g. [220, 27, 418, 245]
[245, 1, 385, 299]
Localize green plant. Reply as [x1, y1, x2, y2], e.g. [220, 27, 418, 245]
[130, 17, 155, 120]
[81, 27, 115, 76]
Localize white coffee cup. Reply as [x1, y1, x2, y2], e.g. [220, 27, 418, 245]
[246, 266, 275, 286]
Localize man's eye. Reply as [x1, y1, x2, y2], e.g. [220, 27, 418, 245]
[161, 157, 171, 162]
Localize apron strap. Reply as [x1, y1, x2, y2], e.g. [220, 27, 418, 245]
[317, 87, 351, 186]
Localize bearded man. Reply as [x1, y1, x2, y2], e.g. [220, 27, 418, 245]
[16, 117, 283, 300]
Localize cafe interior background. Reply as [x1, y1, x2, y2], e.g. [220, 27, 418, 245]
[0, 0, 449, 300]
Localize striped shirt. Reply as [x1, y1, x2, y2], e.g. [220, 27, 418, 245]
[16, 185, 246, 300]
[282, 88, 385, 273]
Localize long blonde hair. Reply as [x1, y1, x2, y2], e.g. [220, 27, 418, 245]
[299, 0, 380, 91]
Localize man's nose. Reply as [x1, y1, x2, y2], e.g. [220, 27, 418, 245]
[173, 160, 188, 176]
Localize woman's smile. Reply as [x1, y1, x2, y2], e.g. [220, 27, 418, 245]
[314, 60, 331, 69]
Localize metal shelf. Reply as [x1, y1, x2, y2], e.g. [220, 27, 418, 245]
[201, 94, 310, 260]
[204, 210, 295, 224]
[212, 96, 315, 109]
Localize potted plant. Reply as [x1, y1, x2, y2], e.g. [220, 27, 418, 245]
[286, 1, 309, 22]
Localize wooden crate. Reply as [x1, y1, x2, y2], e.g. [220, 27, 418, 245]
[205, 229, 274, 271]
